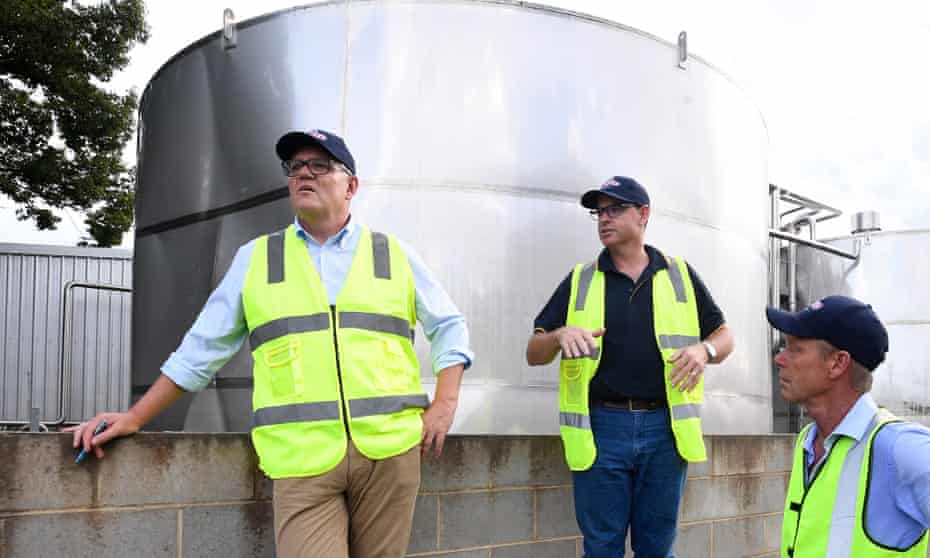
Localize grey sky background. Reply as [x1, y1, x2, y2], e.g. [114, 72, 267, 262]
[3, 0, 929, 246]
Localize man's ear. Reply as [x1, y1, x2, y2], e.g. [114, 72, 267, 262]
[346, 176, 359, 200]
[827, 350, 853, 381]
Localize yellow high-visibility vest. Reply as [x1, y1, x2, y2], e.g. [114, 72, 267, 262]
[559, 255, 706, 471]
[242, 225, 427, 479]
[782, 410, 929, 558]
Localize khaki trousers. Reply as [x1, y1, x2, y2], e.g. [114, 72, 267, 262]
[273, 441, 420, 558]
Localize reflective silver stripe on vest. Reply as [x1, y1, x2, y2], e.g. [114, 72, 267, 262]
[671, 403, 702, 420]
[560, 412, 591, 430]
[575, 262, 596, 311]
[339, 311, 414, 340]
[249, 313, 331, 350]
[372, 231, 391, 279]
[666, 258, 687, 303]
[562, 347, 600, 360]
[349, 394, 430, 418]
[824, 414, 882, 557]
[267, 230, 285, 284]
[659, 334, 700, 350]
[252, 400, 341, 428]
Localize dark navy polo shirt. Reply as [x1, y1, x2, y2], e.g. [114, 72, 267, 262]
[533, 245, 725, 402]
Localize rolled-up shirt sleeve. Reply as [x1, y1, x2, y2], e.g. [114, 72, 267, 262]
[160, 241, 254, 391]
[397, 239, 474, 374]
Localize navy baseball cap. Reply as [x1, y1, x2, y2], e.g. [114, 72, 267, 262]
[581, 176, 650, 209]
[275, 129, 356, 175]
[766, 295, 889, 371]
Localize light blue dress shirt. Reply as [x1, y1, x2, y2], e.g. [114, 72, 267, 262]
[803, 393, 930, 547]
[162, 217, 473, 392]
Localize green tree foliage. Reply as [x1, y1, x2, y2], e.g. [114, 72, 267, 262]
[0, 0, 148, 246]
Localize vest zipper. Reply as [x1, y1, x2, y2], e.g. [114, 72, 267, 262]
[789, 441, 828, 555]
[330, 305, 351, 439]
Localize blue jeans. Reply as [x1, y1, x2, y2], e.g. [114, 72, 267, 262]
[572, 405, 687, 558]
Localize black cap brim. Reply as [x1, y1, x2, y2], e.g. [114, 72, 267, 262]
[765, 307, 815, 338]
[581, 189, 639, 209]
[275, 132, 336, 163]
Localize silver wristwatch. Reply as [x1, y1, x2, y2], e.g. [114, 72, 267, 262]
[702, 341, 718, 361]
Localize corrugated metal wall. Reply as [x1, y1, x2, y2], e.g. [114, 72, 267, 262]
[0, 244, 132, 425]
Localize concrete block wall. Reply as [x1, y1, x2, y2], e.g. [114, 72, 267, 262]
[1, 433, 796, 557]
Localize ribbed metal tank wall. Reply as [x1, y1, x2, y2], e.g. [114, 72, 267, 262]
[0, 244, 132, 426]
[133, 0, 772, 434]
[796, 231, 930, 426]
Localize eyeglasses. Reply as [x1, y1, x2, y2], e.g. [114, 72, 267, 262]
[282, 158, 353, 177]
[589, 202, 639, 220]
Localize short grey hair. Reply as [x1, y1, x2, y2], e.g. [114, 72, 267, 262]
[816, 340, 873, 393]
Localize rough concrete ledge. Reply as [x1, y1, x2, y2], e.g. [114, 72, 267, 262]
[0, 432, 798, 558]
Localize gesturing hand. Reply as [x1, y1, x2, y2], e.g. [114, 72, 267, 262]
[556, 326, 606, 358]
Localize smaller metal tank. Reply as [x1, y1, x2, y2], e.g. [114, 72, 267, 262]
[797, 229, 930, 425]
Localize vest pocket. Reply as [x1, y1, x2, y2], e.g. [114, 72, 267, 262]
[375, 338, 415, 393]
[261, 338, 303, 398]
[561, 359, 585, 407]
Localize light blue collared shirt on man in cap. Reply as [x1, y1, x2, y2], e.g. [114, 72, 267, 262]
[803, 393, 930, 548]
[161, 216, 473, 392]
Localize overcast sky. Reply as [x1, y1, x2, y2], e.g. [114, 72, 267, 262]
[4, 0, 929, 246]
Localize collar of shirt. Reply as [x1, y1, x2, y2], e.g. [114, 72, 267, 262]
[293, 215, 358, 250]
[596, 244, 668, 285]
[803, 393, 879, 470]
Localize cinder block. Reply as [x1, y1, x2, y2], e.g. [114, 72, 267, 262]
[764, 436, 796, 473]
[182, 502, 274, 557]
[491, 540, 578, 558]
[97, 433, 256, 506]
[490, 437, 572, 488]
[536, 487, 580, 539]
[673, 521, 712, 556]
[712, 436, 769, 476]
[712, 435, 795, 476]
[712, 516, 768, 558]
[687, 437, 713, 478]
[0, 433, 96, 512]
[408, 494, 438, 554]
[255, 470, 273, 500]
[3, 509, 177, 558]
[421, 437, 491, 492]
[763, 513, 782, 553]
[681, 474, 787, 522]
[439, 490, 533, 549]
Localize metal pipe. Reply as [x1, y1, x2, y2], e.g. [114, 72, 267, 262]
[52, 282, 132, 426]
[768, 229, 860, 260]
[769, 186, 781, 352]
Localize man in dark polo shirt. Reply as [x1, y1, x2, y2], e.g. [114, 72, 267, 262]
[526, 176, 734, 558]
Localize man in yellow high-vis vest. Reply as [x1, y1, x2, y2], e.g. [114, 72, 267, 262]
[67, 129, 473, 557]
[526, 176, 734, 558]
[768, 296, 930, 557]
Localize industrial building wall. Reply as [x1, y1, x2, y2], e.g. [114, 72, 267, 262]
[0, 244, 132, 426]
[0, 433, 806, 558]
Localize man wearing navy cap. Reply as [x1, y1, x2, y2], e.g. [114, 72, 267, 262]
[68, 129, 473, 558]
[526, 176, 734, 557]
[768, 296, 930, 557]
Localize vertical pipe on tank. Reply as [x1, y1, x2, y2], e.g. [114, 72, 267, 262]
[769, 186, 780, 347]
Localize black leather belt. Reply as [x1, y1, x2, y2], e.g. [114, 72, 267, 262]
[591, 397, 667, 411]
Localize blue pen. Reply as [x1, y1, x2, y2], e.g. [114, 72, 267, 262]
[75, 420, 107, 464]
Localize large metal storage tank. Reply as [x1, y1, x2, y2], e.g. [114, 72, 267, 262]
[133, 0, 771, 434]
[797, 230, 930, 426]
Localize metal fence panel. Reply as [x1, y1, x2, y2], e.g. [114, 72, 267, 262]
[0, 244, 132, 425]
